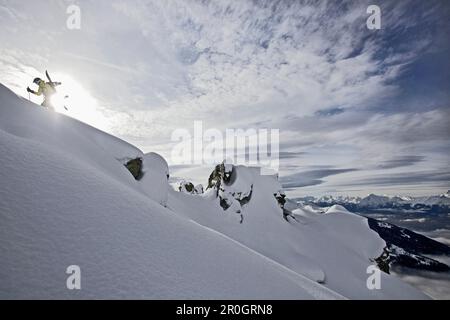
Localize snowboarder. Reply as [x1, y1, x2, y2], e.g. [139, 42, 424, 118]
[27, 72, 61, 109]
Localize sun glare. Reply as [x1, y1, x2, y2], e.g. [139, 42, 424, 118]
[50, 73, 109, 131]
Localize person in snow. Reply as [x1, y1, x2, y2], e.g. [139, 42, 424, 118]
[27, 77, 61, 109]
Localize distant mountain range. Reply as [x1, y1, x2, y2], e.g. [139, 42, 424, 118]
[296, 191, 450, 214]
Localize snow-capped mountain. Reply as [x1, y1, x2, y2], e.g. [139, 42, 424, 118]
[303, 192, 450, 213]
[0, 83, 442, 299]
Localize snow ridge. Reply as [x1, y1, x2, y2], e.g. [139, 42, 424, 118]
[0, 83, 428, 299]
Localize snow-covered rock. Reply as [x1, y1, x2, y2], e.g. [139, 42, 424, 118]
[194, 184, 204, 194]
[178, 180, 203, 195]
[169, 164, 428, 299]
[140, 152, 169, 206]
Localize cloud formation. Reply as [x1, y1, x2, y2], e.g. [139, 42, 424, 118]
[281, 168, 359, 189]
[0, 0, 449, 196]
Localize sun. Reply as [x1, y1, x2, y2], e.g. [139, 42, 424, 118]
[49, 73, 109, 131]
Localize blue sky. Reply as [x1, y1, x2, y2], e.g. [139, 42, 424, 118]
[0, 0, 449, 197]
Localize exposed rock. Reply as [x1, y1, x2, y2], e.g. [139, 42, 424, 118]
[274, 191, 296, 221]
[274, 191, 286, 208]
[194, 184, 204, 194]
[179, 181, 204, 195]
[124, 158, 143, 180]
[207, 162, 233, 195]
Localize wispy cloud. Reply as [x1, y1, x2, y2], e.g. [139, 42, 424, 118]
[0, 0, 448, 196]
[375, 155, 425, 169]
[341, 170, 450, 187]
[281, 168, 358, 188]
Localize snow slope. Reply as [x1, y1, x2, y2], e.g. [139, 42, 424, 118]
[0, 84, 427, 299]
[0, 84, 342, 299]
[168, 170, 428, 299]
